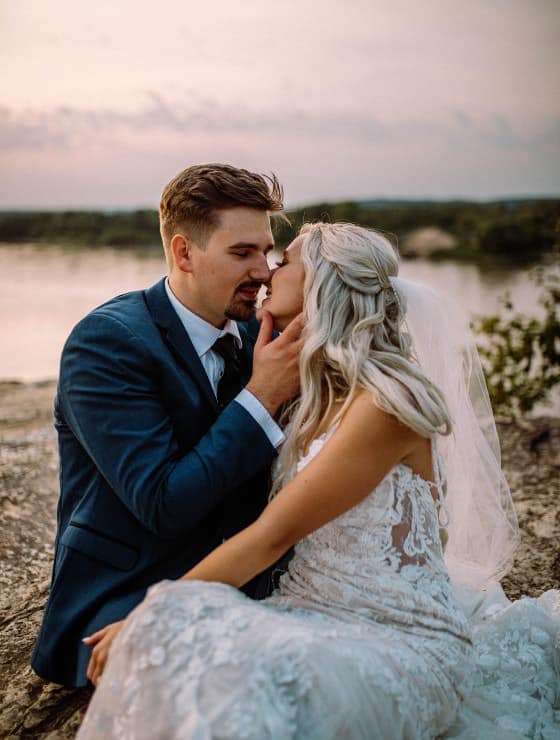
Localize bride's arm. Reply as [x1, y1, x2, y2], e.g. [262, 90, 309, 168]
[85, 392, 418, 685]
[182, 391, 418, 587]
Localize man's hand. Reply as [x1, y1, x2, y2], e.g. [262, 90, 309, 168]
[83, 620, 125, 687]
[246, 310, 303, 416]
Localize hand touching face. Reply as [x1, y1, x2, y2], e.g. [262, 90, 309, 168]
[262, 236, 305, 331]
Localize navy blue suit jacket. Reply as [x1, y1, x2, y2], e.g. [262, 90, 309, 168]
[31, 278, 278, 687]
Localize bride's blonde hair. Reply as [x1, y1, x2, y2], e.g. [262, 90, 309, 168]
[271, 222, 452, 495]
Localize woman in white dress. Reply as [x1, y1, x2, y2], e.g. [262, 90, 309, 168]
[79, 223, 559, 739]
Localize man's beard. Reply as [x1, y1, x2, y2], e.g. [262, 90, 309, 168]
[224, 281, 261, 322]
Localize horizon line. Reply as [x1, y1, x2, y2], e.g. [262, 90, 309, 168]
[1, 192, 559, 213]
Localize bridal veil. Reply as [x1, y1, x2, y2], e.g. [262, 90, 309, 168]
[391, 278, 520, 599]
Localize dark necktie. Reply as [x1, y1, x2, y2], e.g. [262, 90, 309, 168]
[212, 334, 242, 409]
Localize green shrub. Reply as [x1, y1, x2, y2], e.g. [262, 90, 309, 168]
[473, 267, 560, 417]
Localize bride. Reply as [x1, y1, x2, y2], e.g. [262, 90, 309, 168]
[78, 223, 559, 739]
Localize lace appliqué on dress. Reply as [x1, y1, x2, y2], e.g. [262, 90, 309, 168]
[78, 432, 560, 740]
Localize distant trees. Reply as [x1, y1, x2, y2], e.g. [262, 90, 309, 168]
[477, 202, 559, 261]
[0, 210, 160, 247]
[276, 198, 560, 263]
[1, 199, 558, 263]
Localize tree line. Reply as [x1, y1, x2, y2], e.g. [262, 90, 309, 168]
[274, 198, 559, 263]
[0, 198, 558, 262]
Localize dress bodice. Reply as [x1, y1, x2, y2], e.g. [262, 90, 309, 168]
[273, 429, 471, 640]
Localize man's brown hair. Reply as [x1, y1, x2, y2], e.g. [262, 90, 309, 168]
[159, 163, 284, 248]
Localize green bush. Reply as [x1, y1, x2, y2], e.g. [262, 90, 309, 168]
[473, 267, 560, 417]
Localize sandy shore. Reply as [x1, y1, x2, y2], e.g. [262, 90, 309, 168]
[0, 380, 558, 737]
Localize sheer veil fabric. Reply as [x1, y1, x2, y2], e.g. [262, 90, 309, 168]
[390, 278, 520, 596]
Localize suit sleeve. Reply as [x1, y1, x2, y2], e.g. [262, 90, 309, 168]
[59, 311, 276, 538]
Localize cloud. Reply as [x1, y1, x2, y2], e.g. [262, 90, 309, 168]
[1, 94, 558, 206]
[0, 106, 71, 150]
[3, 93, 558, 158]
[0, 94, 393, 152]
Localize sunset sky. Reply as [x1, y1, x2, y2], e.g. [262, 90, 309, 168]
[1, 0, 559, 208]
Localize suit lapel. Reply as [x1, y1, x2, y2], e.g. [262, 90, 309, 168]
[144, 279, 219, 412]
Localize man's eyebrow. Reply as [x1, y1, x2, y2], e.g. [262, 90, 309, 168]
[227, 242, 275, 252]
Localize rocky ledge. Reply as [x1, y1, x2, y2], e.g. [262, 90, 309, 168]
[0, 381, 558, 738]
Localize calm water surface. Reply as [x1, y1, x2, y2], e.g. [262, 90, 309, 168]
[0, 243, 547, 382]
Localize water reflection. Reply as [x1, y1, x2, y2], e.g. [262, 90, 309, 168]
[399, 259, 538, 317]
[1, 245, 165, 381]
[0, 244, 550, 382]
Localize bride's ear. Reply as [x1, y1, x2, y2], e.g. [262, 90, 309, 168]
[170, 234, 194, 274]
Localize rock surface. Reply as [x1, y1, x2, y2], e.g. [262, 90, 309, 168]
[0, 380, 559, 738]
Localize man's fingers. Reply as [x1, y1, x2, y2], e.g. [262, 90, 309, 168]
[254, 309, 273, 351]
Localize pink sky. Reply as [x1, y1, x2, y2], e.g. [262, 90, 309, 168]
[1, 0, 559, 208]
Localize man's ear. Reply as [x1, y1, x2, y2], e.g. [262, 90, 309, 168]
[170, 233, 194, 274]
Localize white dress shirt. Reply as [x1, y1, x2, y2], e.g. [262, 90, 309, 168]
[165, 279, 284, 449]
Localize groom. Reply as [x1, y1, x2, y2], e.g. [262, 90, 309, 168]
[31, 164, 302, 687]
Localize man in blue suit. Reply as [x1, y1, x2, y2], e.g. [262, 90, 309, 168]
[32, 164, 302, 687]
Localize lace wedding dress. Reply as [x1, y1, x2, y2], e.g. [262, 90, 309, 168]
[78, 431, 559, 740]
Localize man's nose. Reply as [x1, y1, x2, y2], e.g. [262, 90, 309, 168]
[249, 255, 272, 282]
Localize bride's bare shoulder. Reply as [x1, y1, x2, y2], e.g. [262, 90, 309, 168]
[340, 390, 420, 448]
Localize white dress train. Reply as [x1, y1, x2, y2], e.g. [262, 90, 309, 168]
[78, 431, 560, 739]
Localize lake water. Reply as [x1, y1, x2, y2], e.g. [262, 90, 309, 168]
[0, 243, 551, 382]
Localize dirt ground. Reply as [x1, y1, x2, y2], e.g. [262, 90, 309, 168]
[0, 380, 558, 738]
